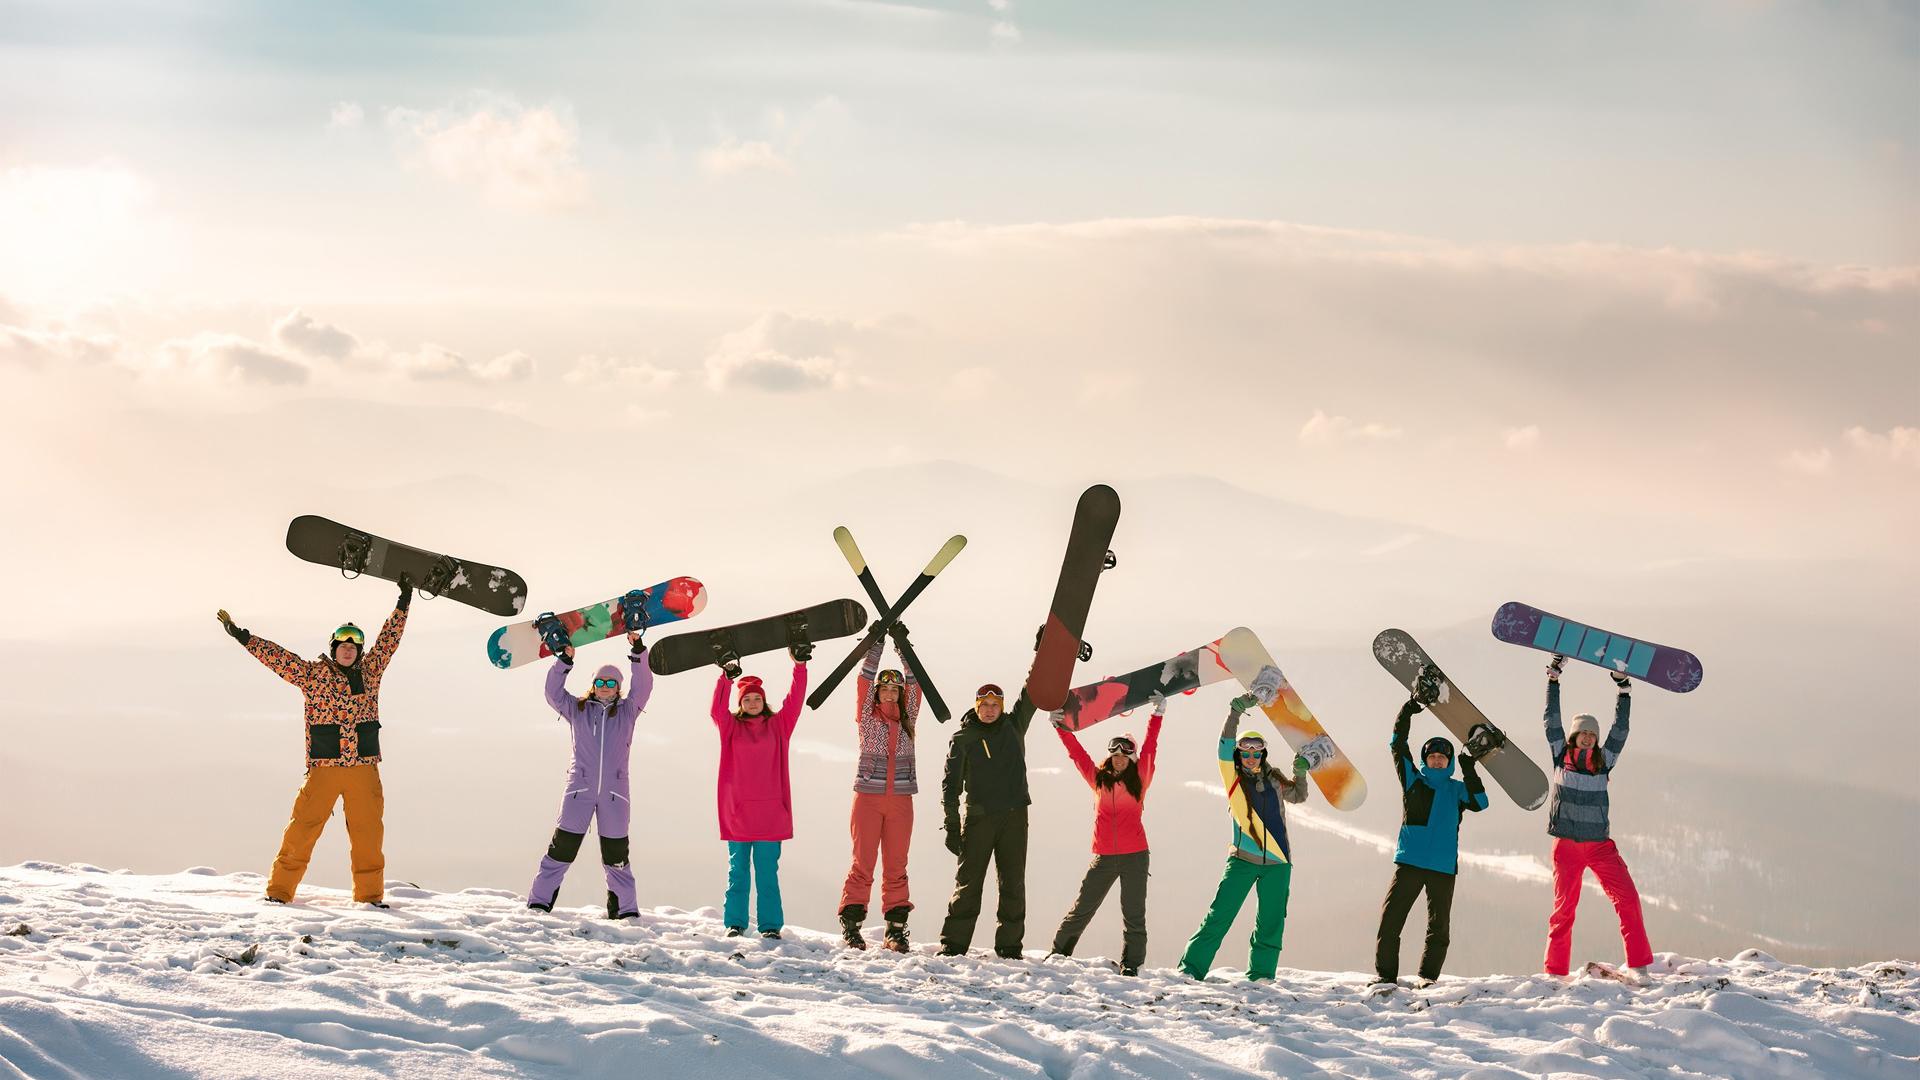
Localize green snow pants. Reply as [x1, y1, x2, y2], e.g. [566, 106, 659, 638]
[1178, 856, 1292, 980]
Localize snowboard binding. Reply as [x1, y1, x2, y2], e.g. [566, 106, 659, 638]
[709, 629, 743, 679]
[533, 613, 571, 655]
[784, 612, 814, 662]
[1102, 550, 1117, 571]
[1412, 664, 1445, 706]
[620, 589, 652, 633]
[418, 555, 459, 599]
[1464, 723, 1507, 759]
[335, 529, 372, 579]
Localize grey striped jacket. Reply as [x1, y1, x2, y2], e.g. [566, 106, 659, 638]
[1543, 681, 1630, 842]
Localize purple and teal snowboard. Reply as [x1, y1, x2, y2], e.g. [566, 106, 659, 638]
[1491, 602, 1703, 693]
[487, 577, 707, 669]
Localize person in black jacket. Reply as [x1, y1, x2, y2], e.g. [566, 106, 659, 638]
[938, 682, 1037, 957]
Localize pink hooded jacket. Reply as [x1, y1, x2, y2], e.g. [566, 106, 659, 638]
[711, 663, 808, 842]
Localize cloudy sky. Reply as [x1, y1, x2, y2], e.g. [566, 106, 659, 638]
[1, 1, 1915, 966]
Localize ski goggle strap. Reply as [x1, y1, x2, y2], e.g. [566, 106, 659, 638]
[592, 678, 620, 690]
[331, 624, 366, 645]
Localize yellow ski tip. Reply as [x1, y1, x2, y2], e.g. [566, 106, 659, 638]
[923, 534, 968, 575]
[833, 526, 867, 573]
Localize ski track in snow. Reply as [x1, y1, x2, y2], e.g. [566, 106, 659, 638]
[0, 864, 1914, 1079]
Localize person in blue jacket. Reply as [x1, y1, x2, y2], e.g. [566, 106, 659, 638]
[1370, 687, 1490, 990]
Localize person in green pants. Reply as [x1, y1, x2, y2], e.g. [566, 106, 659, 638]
[1178, 692, 1310, 981]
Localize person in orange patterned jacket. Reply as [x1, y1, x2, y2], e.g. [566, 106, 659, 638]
[216, 576, 411, 907]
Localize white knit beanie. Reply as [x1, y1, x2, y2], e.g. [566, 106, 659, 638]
[1570, 713, 1600, 739]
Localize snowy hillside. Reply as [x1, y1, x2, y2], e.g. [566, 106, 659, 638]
[1, 865, 1915, 1079]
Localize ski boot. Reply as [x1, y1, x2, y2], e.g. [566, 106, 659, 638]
[883, 908, 910, 953]
[839, 906, 868, 951]
[760, 929, 782, 940]
[1120, 964, 1139, 977]
[725, 927, 745, 938]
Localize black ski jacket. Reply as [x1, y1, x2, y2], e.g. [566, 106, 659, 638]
[942, 690, 1037, 833]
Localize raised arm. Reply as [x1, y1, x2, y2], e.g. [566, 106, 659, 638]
[941, 732, 967, 842]
[1391, 697, 1420, 791]
[1543, 674, 1566, 760]
[1459, 754, 1490, 813]
[1055, 724, 1098, 788]
[1009, 688, 1037, 737]
[617, 639, 655, 721]
[711, 670, 735, 729]
[900, 644, 924, 723]
[1137, 708, 1165, 790]
[544, 656, 579, 716]
[1601, 679, 1631, 768]
[1217, 694, 1249, 786]
[362, 604, 409, 680]
[244, 632, 318, 689]
[854, 636, 884, 719]
[1282, 753, 1309, 804]
[777, 662, 809, 737]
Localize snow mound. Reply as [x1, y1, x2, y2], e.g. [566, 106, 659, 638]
[0, 863, 1914, 1079]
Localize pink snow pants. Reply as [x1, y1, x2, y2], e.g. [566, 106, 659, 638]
[1545, 837, 1653, 974]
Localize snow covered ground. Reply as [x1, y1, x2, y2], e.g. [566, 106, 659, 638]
[1, 864, 1914, 1079]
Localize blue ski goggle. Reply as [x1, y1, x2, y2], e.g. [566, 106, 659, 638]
[592, 678, 620, 690]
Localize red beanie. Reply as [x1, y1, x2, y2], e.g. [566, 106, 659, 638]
[736, 675, 766, 701]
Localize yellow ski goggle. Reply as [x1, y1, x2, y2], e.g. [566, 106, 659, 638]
[331, 624, 366, 645]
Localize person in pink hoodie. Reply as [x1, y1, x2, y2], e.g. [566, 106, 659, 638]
[711, 644, 810, 938]
[1045, 691, 1166, 975]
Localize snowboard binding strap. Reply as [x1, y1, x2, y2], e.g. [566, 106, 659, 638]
[1102, 550, 1117, 571]
[709, 630, 742, 679]
[620, 589, 652, 632]
[419, 555, 459, 599]
[336, 530, 372, 579]
[533, 613, 570, 654]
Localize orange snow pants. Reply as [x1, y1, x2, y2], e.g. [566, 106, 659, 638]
[1544, 837, 1652, 975]
[840, 792, 913, 914]
[267, 764, 385, 903]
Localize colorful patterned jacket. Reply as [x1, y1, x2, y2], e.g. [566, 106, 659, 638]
[852, 639, 922, 796]
[1216, 703, 1307, 865]
[245, 607, 407, 769]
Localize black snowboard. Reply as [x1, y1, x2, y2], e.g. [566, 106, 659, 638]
[1025, 484, 1121, 711]
[284, 515, 528, 616]
[647, 599, 868, 677]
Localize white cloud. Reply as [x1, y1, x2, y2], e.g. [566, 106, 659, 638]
[271, 309, 359, 360]
[393, 345, 533, 382]
[0, 323, 120, 368]
[1783, 447, 1834, 475]
[991, 20, 1021, 42]
[328, 102, 365, 130]
[565, 354, 680, 390]
[987, 0, 1011, 9]
[704, 312, 862, 392]
[151, 334, 308, 386]
[388, 97, 588, 210]
[700, 138, 791, 176]
[1844, 426, 1920, 469]
[1299, 409, 1403, 444]
[1504, 424, 1541, 451]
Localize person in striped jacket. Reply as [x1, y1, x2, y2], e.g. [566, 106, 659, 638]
[1542, 653, 1653, 979]
[837, 624, 922, 952]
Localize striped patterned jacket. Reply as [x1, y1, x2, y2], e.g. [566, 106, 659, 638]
[852, 639, 922, 795]
[1543, 681, 1631, 842]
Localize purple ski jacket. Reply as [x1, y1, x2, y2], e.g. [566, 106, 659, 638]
[544, 652, 655, 810]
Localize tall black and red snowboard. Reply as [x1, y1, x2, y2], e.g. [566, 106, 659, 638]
[1024, 484, 1121, 712]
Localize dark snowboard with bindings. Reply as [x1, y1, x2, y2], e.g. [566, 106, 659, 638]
[285, 514, 528, 616]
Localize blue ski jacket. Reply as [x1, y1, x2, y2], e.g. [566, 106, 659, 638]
[1391, 699, 1488, 875]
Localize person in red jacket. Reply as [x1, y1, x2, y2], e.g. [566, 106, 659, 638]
[1045, 691, 1166, 975]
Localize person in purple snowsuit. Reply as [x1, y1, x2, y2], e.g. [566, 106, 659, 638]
[527, 629, 654, 919]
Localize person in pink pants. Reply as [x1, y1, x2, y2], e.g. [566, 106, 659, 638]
[1541, 653, 1652, 977]
[837, 624, 922, 952]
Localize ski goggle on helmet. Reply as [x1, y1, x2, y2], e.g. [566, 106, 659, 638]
[876, 670, 905, 692]
[974, 683, 1005, 708]
[330, 624, 365, 646]
[1235, 731, 1268, 758]
[1107, 735, 1137, 758]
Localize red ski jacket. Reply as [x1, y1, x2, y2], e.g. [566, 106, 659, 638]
[1056, 711, 1161, 856]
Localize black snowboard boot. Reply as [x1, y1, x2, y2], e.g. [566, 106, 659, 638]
[883, 907, 910, 953]
[839, 905, 867, 950]
[527, 900, 553, 913]
[726, 927, 745, 938]
[760, 929, 782, 940]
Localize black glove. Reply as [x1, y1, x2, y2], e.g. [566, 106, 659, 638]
[790, 641, 814, 663]
[1402, 696, 1425, 716]
[721, 657, 743, 680]
[944, 825, 963, 857]
[1547, 654, 1566, 681]
[1458, 751, 1478, 770]
[887, 621, 910, 645]
[396, 574, 413, 611]
[216, 610, 250, 646]
[627, 631, 645, 655]
[1610, 671, 1631, 692]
